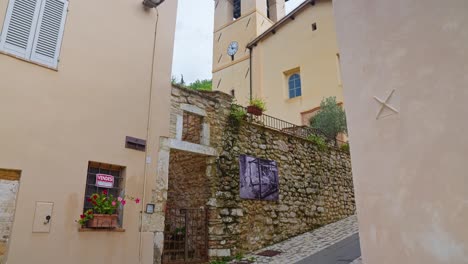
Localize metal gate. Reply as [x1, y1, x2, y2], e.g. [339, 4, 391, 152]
[162, 207, 208, 264]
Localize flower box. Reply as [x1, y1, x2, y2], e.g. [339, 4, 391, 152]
[86, 214, 119, 229]
[77, 190, 140, 228]
[247, 105, 263, 116]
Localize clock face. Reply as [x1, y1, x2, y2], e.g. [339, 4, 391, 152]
[227, 41, 239, 56]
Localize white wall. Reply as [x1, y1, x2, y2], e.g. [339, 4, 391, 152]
[334, 0, 468, 263]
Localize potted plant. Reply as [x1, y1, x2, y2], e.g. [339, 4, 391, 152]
[247, 98, 266, 116]
[77, 189, 140, 229]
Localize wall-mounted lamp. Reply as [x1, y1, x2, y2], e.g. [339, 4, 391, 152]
[145, 204, 155, 214]
[143, 0, 165, 8]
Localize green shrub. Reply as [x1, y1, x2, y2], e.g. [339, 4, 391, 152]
[234, 252, 244, 261]
[309, 96, 347, 141]
[340, 142, 350, 153]
[230, 105, 247, 124]
[307, 134, 328, 151]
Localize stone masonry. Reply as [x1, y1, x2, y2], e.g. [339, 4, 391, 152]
[167, 150, 209, 209]
[167, 85, 355, 258]
[210, 122, 355, 254]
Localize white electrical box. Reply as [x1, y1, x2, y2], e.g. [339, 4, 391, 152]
[32, 202, 53, 233]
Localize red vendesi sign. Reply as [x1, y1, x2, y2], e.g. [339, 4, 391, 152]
[96, 174, 114, 188]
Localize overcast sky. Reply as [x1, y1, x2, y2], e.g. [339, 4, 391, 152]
[171, 0, 306, 84]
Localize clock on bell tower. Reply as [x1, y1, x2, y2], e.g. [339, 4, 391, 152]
[212, 0, 286, 105]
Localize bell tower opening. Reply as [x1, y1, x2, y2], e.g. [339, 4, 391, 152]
[233, 0, 241, 20]
[212, 0, 284, 105]
[266, 0, 286, 22]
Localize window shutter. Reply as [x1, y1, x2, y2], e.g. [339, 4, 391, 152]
[30, 0, 68, 68]
[0, 0, 42, 58]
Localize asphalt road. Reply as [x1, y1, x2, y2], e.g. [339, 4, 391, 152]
[294, 233, 361, 264]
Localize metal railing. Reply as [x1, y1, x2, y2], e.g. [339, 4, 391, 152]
[231, 104, 342, 145]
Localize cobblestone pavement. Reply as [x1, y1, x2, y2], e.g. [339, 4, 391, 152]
[248, 215, 359, 264]
[350, 257, 362, 264]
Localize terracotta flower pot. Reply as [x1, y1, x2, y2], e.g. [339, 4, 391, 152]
[247, 105, 263, 116]
[87, 214, 119, 228]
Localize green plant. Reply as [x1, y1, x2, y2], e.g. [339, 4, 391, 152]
[174, 227, 186, 235]
[209, 256, 233, 264]
[230, 105, 247, 123]
[340, 142, 350, 153]
[221, 256, 233, 262]
[77, 209, 94, 226]
[307, 134, 328, 151]
[171, 75, 178, 85]
[88, 190, 120, 215]
[234, 252, 244, 261]
[171, 74, 186, 87]
[187, 79, 212, 91]
[249, 98, 267, 111]
[309, 96, 347, 142]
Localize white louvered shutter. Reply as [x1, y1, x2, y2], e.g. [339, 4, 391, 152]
[0, 0, 42, 58]
[30, 0, 68, 68]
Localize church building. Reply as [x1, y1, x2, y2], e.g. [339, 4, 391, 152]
[212, 0, 343, 126]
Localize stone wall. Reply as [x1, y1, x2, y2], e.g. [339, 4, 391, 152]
[208, 123, 355, 254]
[168, 86, 355, 257]
[169, 84, 232, 150]
[0, 170, 20, 264]
[167, 150, 209, 209]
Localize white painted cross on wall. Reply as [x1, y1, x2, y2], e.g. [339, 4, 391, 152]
[374, 89, 399, 120]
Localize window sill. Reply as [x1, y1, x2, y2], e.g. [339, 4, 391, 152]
[286, 96, 302, 102]
[0, 50, 58, 71]
[78, 228, 125, 232]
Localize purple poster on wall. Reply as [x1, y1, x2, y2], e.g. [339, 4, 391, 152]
[239, 155, 279, 201]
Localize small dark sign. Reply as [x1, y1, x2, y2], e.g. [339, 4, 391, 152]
[125, 136, 146, 151]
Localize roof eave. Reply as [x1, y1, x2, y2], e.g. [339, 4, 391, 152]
[247, 0, 316, 49]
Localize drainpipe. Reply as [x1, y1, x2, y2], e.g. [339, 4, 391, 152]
[139, 6, 160, 264]
[249, 46, 253, 101]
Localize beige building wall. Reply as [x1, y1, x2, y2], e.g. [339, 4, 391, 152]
[334, 0, 468, 263]
[213, 0, 344, 126]
[252, 0, 343, 125]
[213, 0, 279, 103]
[0, 0, 177, 263]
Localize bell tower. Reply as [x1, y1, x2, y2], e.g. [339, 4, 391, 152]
[212, 0, 285, 104]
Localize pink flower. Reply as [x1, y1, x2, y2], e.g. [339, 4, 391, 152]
[135, 198, 140, 204]
[111, 201, 116, 206]
[121, 200, 126, 205]
[117, 197, 123, 202]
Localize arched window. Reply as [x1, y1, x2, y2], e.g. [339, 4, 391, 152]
[288, 73, 302, 98]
